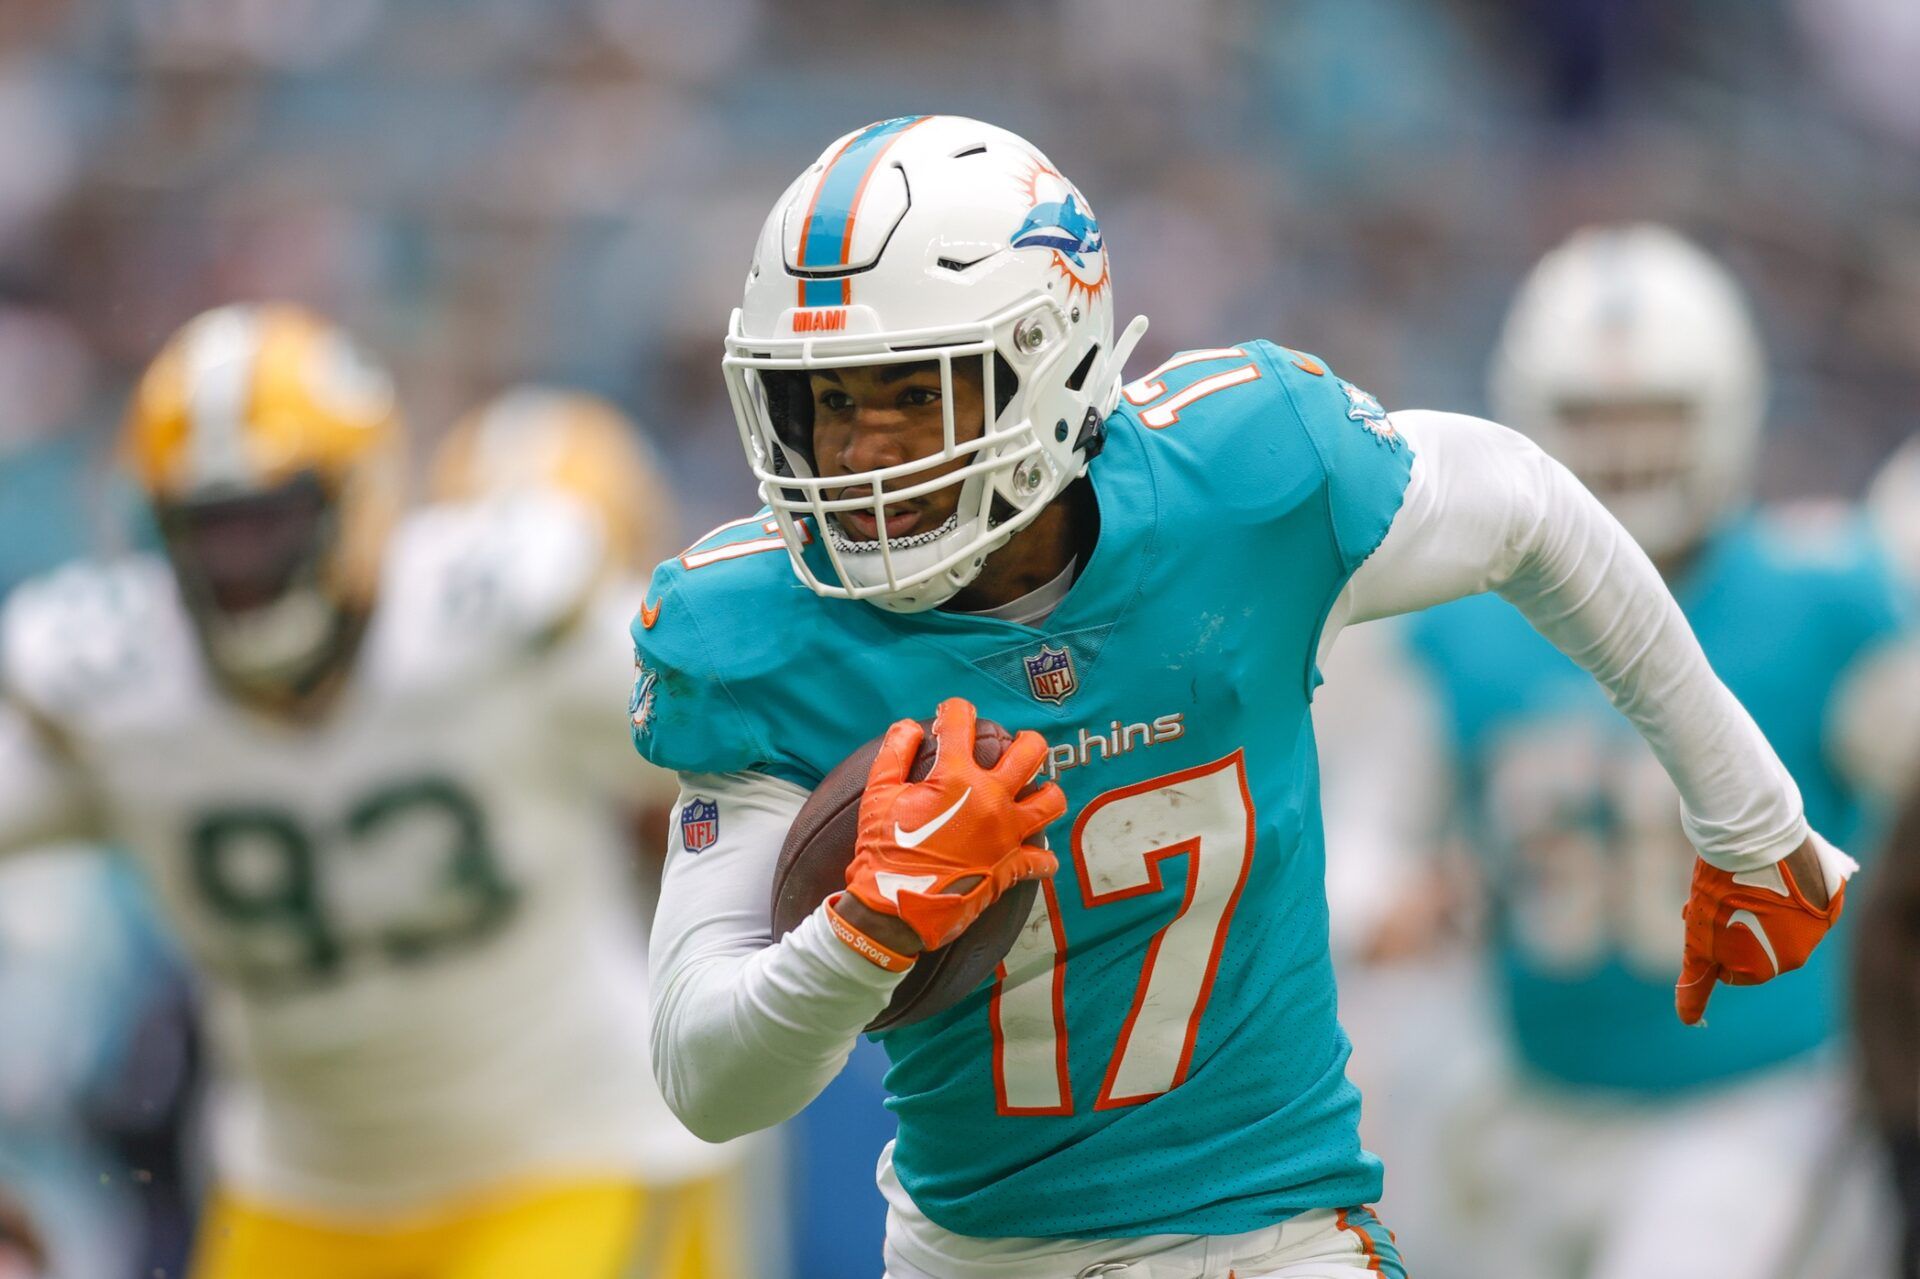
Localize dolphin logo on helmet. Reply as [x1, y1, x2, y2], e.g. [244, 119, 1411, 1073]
[722, 116, 1149, 614]
[1010, 194, 1104, 269]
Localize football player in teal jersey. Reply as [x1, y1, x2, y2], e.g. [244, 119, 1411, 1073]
[635, 119, 1851, 1278]
[1401, 225, 1909, 1279]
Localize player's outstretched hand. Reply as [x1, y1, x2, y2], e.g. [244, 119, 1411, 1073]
[1675, 834, 1855, 1026]
[844, 697, 1065, 952]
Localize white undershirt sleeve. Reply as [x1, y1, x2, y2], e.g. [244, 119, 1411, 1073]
[648, 770, 908, 1142]
[1325, 409, 1811, 873]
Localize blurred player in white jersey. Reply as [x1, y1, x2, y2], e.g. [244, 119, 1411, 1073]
[1395, 226, 1908, 1279]
[0, 307, 741, 1279]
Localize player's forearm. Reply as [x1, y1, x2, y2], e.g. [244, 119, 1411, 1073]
[651, 905, 903, 1140]
[647, 771, 908, 1141]
[1346, 410, 1807, 871]
[1488, 437, 1805, 870]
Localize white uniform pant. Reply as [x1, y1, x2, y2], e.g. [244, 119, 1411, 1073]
[1437, 1054, 1857, 1279]
[878, 1144, 1402, 1279]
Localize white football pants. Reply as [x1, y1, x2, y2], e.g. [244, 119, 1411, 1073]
[1435, 1053, 1857, 1279]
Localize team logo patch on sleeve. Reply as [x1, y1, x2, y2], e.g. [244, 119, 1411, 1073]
[1340, 379, 1401, 448]
[1023, 643, 1078, 705]
[629, 659, 658, 735]
[679, 798, 719, 853]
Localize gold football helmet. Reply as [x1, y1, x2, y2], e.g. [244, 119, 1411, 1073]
[123, 304, 402, 692]
[430, 386, 675, 574]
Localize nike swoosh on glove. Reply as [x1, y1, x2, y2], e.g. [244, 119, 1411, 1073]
[844, 697, 1066, 951]
[1675, 836, 1857, 1026]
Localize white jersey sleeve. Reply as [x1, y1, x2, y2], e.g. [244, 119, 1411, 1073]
[1324, 409, 1809, 873]
[390, 493, 605, 646]
[379, 495, 671, 805]
[0, 557, 186, 855]
[648, 770, 906, 1142]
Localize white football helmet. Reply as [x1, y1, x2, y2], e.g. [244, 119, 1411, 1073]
[723, 115, 1148, 612]
[1489, 224, 1767, 562]
[1869, 433, 1920, 593]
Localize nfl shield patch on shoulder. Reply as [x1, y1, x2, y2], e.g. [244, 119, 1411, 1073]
[1023, 643, 1078, 705]
[680, 798, 719, 853]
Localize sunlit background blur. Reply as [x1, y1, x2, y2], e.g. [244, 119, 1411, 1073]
[1, 1, 1918, 1276]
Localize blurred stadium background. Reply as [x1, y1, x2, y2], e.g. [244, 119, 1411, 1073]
[0, 1, 1916, 1276]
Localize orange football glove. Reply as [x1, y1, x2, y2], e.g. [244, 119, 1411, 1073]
[844, 698, 1066, 951]
[1675, 838, 1854, 1026]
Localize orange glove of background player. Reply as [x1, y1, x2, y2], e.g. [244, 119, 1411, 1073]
[843, 698, 1066, 951]
[1675, 836, 1853, 1026]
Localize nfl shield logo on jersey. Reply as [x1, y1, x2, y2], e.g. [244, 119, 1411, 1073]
[679, 798, 719, 853]
[1023, 644, 1078, 705]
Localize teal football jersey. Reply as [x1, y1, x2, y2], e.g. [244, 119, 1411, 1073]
[632, 343, 1413, 1238]
[1410, 508, 1908, 1094]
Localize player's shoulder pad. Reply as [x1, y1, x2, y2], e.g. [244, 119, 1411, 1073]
[377, 494, 606, 673]
[1250, 341, 1404, 450]
[0, 554, 202, 729]
[1118, 340, 1412, 572]
[1262, 343, 1415, 574]
[628, 512, 821, 779]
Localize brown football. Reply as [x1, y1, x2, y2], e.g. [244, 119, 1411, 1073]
[771, 717, 1043, 1033]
